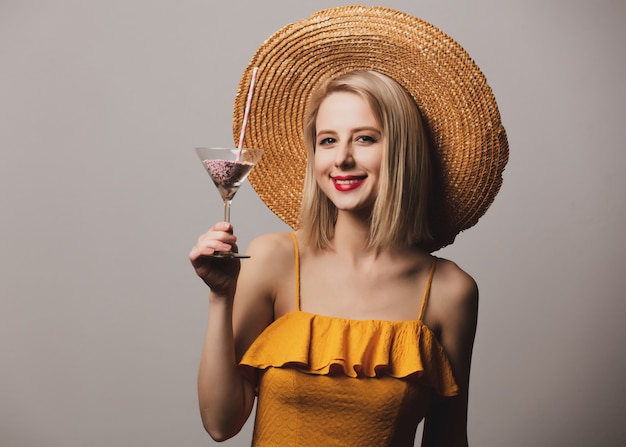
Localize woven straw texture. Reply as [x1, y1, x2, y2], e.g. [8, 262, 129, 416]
[232, 5, 508, 251]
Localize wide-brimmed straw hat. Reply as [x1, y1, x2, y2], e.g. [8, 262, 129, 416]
[232, 5, 508, 251]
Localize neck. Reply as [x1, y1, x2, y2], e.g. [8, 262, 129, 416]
[330, 211, 377, 258]
[329, 210, 425, 264]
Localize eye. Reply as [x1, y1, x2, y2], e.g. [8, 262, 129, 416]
[318, 137, 336, 146]
[356, 135, 378, 144]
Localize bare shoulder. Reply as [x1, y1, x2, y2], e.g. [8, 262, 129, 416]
[245, 232, 295, 266]
[432, 257, 478, 303]
[240, 232, 296, 290]
[427, 257, 479, 332]
[232, 232, 296, 356]
[246, 231, 295, 255]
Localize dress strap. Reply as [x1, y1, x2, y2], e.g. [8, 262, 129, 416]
[418, 257, 437, 321]
[288, 232, 301, 311]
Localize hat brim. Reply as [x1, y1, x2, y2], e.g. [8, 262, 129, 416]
[233, 5, 508, 251]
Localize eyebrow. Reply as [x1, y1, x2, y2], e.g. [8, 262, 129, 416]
[316, 126, 382, 136]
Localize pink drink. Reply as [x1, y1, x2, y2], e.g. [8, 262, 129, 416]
[203, 159, 254, 200]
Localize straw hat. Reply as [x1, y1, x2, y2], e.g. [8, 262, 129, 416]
[232, 5, 508, 251]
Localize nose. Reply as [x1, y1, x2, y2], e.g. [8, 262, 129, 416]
[334, 142, 355, 169]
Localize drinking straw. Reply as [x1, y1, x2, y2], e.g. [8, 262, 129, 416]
[237, 67, 259, 158]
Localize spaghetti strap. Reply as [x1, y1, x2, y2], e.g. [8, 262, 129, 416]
[288, 232, 301, 311]
[418, 257, 437, 321]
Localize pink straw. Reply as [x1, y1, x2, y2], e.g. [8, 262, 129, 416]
[237, 67, 259, 156]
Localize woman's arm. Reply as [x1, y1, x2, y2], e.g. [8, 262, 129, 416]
[191, 224, 280, 441]
[422, 260, 479, 447]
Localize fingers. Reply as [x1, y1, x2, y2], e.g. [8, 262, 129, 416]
[189, 222, 242, 293]
[212, 221, 233, 233]
[189, 222, 238, 260]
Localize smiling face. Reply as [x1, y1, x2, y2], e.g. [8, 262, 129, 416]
[300, 70, 432, 251]
[313, 91, 384, 216]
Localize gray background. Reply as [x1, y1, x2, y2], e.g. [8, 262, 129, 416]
[1, 0, 624, 446]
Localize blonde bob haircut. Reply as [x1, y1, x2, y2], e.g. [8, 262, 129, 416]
[300, 70, 433, 250]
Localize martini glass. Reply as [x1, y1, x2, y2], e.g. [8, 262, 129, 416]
[195, 147, 263, 258]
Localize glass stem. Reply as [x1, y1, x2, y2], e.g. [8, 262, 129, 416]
[223, 199, 232, 223]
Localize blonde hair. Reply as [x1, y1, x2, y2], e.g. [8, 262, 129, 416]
[300, 70, 433, 250]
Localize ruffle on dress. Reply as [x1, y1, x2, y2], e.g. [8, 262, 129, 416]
[239, 311, 459, 397]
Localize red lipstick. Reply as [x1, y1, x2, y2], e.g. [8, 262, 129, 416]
[332, 175, 367, 191]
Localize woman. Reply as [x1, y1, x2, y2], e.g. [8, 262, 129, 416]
[190, 6, 508, 447]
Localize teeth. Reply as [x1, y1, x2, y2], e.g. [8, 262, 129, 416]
[334, 178, 362, 184]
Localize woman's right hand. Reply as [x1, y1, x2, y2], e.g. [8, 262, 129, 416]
[189, 222, 241, 298]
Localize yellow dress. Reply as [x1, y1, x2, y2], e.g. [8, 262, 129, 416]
[239, 234, 458, 446]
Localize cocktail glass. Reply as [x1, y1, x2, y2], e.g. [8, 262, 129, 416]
[195, 147, 264, 258]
